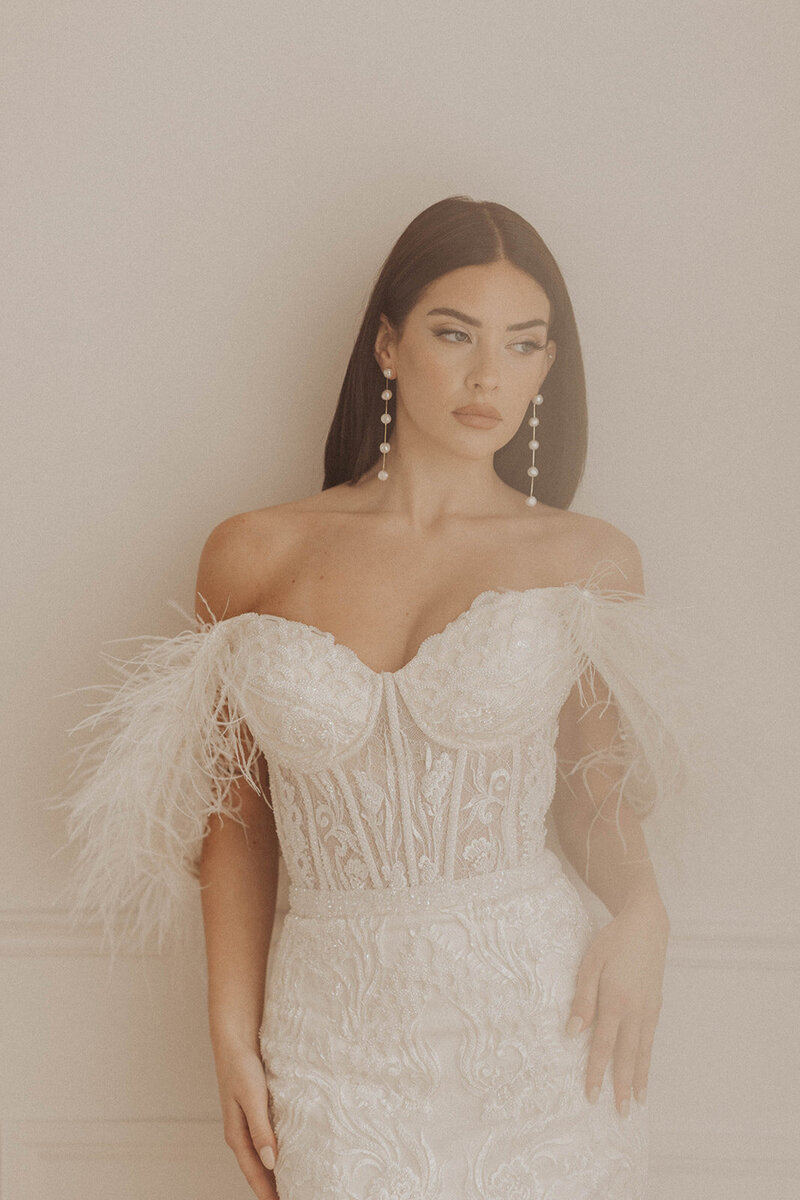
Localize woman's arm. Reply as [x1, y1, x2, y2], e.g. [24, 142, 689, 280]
[194, 514, 281, 1197]
[199, 751, 282, 1197]
[552, 523, 668, 920]
[195, 512, 282, 1045]
[551, 680, 668, 922]
[551, 528, 670, 1116]
[199, 755, 280, 1052]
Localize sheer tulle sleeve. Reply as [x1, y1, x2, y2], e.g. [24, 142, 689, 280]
[553, 564, 713, 878]
[48, 604, 268, 960]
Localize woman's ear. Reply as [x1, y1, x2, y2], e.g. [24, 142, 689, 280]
[374, 313, 395, 372]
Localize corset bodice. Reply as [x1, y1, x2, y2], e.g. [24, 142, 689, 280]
[224, 589, 577, 907]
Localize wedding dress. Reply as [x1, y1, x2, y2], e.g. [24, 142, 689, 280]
[51, 561, 705, 1199]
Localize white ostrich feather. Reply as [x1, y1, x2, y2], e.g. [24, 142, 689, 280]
[48, 604, 266, 962]
[554, 564, 718, 878]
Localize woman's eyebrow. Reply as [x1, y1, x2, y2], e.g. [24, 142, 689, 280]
[426, 306, 547, 331]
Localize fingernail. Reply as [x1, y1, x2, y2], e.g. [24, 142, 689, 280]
[588, 1085, 600, 1104]
[566, 1014, 584, 1037]
[259, 1145, 275, 1170]
[620, 1097, 630, 1118]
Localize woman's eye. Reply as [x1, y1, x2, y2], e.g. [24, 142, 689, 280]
[436, 329, 470, 343]
[435, 329, 544, 355]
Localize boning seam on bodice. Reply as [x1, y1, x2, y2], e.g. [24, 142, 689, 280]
[331, 761, 384, 888]
[295, 770, 335, 888]
[503, 740, 523, 868]
[382, 674, 421, 886]
[443, 746, 468, 879]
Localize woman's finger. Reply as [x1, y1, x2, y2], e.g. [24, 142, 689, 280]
[632, 998, 661, 1104]
[244, 1082, 278, 1173]
[224, 1097, 278, 1200]
[584, 1001, 620, 1104]
[566, 951, 602, 1036]
[611, 1012, 641, 1116]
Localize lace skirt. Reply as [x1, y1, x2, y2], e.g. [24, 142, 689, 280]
[259, 849, 648, 1200]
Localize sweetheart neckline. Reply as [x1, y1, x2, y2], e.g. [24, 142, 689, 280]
[244, 583, 588, 680]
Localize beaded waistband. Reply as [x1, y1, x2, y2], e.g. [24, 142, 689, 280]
[287, 850, 562, 919]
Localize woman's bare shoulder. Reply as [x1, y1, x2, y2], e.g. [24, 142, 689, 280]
[193, 506, 284, 623]
[565, 510, 644, 593]
[194, 491, 340, 622]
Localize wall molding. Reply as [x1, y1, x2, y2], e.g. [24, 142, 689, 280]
[2, 1120, 239, 1198]
[1, 907, 798, 967]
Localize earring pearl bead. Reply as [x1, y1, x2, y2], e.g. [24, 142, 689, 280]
[525, 495, 538, 506]
[377, 469, 388, 480]
[383, 368, 392, 378]
[380, 413, 391, 424]
[379, 442, 390, 453]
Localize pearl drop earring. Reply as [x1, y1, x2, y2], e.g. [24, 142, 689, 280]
[525, 352, 551, 508]
[378, 368, 393, 481]
[525, 393, 543, 507]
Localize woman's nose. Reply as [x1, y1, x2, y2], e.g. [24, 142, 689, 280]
[467, 348, 501, 388]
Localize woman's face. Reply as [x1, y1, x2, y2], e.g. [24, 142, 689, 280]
[375, 259, 556, 460]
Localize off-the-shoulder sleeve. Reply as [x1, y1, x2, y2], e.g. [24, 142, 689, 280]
[552, 565, 714, 877]
[47, 603, 268, 960]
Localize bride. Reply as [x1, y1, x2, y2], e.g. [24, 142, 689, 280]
[56, 195, 701, 1199]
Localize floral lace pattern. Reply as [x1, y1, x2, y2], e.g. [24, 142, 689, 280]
[261, 852, 647, 1198]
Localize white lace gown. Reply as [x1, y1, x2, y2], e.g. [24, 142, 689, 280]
[53, 569, 703, 1200]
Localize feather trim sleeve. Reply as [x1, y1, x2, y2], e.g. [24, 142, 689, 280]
[553, 562, 715, 877]
[48, 604, 267, 960]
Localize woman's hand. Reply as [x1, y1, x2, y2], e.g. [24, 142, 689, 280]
[212, 1034, 279, 1199]
[565, 895, 670, 1116]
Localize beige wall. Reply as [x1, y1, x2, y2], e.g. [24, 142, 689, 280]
[3, 1, 797, 1195]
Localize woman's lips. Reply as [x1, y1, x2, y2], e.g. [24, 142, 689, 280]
[452, 409, 502, 428]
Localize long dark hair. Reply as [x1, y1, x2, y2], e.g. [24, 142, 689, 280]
[323, 196, 587, 508]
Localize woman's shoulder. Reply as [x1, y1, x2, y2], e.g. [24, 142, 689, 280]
[195, 493, 336, 622]
[543, 507, 644, 594]
[572, 512, 644, 594]
[194, 506, 283, 624]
